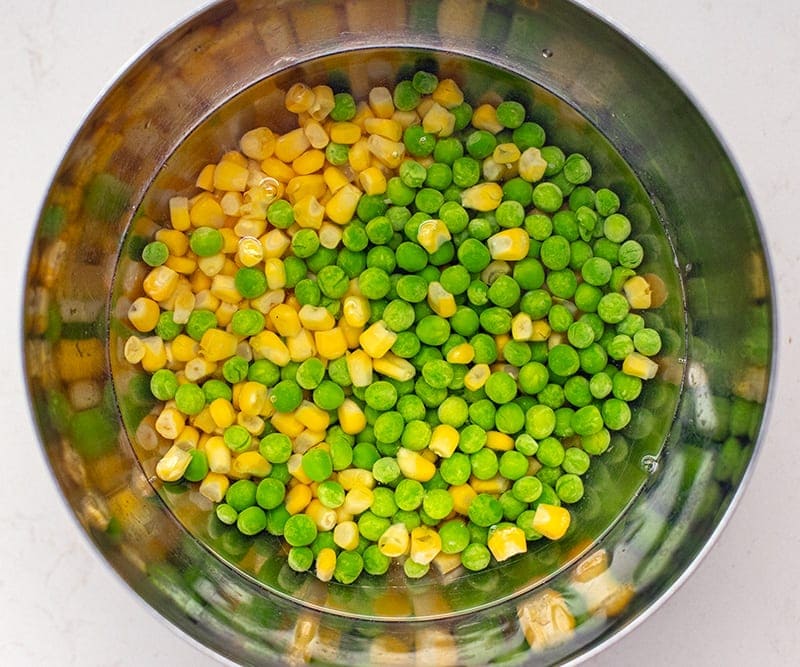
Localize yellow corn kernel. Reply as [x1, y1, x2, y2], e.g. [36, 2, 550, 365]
[330, 121, 362, 145]
[127, 297, 160, 333]
[325, 183, 362, 225]
[378, 523, 410, 558]
[199, 472, 230, 503]
[237, 412, 265, 436]
[256, 232, 287, 261]
[308, 84, 334, 120]
[470, 475, 511, 494]
[143, 265, 179, 302]
[195, 165, 215, 192]
[464, 363, 491, 391]
[333, 521, 360, 551]
[209, 398, 236, 429]
[169, 196, 191, 231]
[623, 275, 653, 309]
[426, 280, 457, 318]
[392, 108, 419, 127]
[261, 156, 296, 183]
[461, 182, 503, 211]
[191, 407, 217, 435]
[340, 319, 363, 350]
[170, 334, 199, 362]
[372, 352, 416, 382]
[184, 356, 217, 382]
[274, 127, 311, 163]
[213, 159, 249, 192]
[472, 103, 504, 133]
[487, 524, 528, 562]
[140, 336, 167, 372]
[298, 304, 335, 331]
[449, 484, 477, 516]
[366, 134, 406, 169]
[346, 349, 374, 388]
[415, 219, 451, 256]
[358, 165, 388, 195]
[422, 102, 456, 137]
[173, 425, 200, 450]
[306, 499, 337, 531]
[189, 195, 225, 228]
[303, 119, 329, 149]
[342, 295, 371, 328]
[446, 343, 475, 365]
[342, 485, 374, 515]
[511, 312, 534, 341]
[293, 194, 325, 229]
[338, 467, 376, 491]
[239, 127, 276, 160]
[200, 328, 239, 362]
[396, 447, 437, 483]
[235, 236, 263, 267]
[271, 411, 305, 438]
[433, 551, 463, 575]
[322, 165, 351, 194]
[338, 398, 366, 435]
[205, 436, 232, 474]
[486, 431, 515, 452]
[315, 547, 337, 583]
[232, 451, 272, 478]
[488, 228, 530, 261]
[155, 406, 186, 440]
[207, 274, 240, 304]
[155, 228, 189, 256]
[196, 253, 226, 278]
[517, 589, 575, 650]
[518, 147, 548, 182]
[123, 335, 145, 365]
[531, 319, 551, 342]
[410, 526, 442, 565]
[363, 118, 403, 143]
[432, 78, 464, 109]
[314, 328, 348, 360]
[292, 148, 326, 176]
[348, 138, 372, 172]
[429, 424, 459, 458]
[238, 381, 269, 416]
[294, 429, 326, 453]
[285, 483, 313, 514]
[493, 142, 522, 165]
[285, 82, 315, 113]
[190, 269, 213, 293]
[367, 86, 394, 118]
[261, 258, 285, 290]
[295, 401, 331, 432]
[267, 303, 302, 337]
[622, 352, 659, 380]
[286, 328, 316, 362]
[351, 100, 374, 127]
[533, 503, 572, 540]
[318, 221, 343, 249]
[359, 320, 397, 359]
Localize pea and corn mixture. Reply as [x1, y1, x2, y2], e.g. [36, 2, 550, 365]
[123, 70, 663, 585]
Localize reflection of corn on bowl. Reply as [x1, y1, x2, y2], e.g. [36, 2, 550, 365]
[23, 1, 772, 664]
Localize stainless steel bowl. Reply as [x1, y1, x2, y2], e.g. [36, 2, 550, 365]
[23, 0, 773, 664]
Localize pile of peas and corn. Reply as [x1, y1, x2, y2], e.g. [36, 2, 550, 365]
[124, 69, 664, 585]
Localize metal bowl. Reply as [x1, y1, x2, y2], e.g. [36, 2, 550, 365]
[23, 0, 773, 664]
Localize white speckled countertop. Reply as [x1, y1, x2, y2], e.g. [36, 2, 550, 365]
[3, 1, 799, 664]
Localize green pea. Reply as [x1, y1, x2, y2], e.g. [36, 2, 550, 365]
[184, 449, 209, 483]
[495, 403, 525, 435]
[512, 476, 543, 504]
[284, 514, 318, 547]
[532, 182, 564, 213]
[470, 448, 498, 481]
[330, 92, 357, 121]
[496, 100, 526, 129]
[150, 368, 178, 401]
[487, 275, 520, 308]
[582, 428, 611, 455]
[459, 423, 488, 453]
[234, 267, 268, 299]
[548, 344, 580, 377]
[479, 307, 512, 335]
[364, 380, 398, 411]
[174, 383, 205, 415]
[259, 433, 292, 464]
[439, 452, 472, 485]
[618, 239, 644, 268]
[571, 405, 604, 436]
[439, 519, 470, 554]
[256, 478, 286, 510]
[226, 479, 258, 512]
[596, 188, 621, 216]
[465, 130, 497, 159]
[223, 425, 251, 453]
[546, 269, 578, 299]
[461, 543, 491, 571]
[325, 141, 350, 165]
[562, 448, 591, 475]
[189, 227, 223, 257]
[498, 450, 529, 481]
[564, 376, 592, 407]
[404, 125, 436, 157]
[484, 372, 517, 404]
[513, 122, 546, 150]
[556, 473, 585, 503]
[216, 503, 238, 525]
[536, 437, 565, 468]
[457, 238, 492, 273]
[633, 328, 662, 355]
[602, 397, 632, 430]
[468, 493, 503, 527]
[185, 309, 218, 341]
[334, 551, 364, 584]
[526, 404, 556, 439]
[287, 546, 314, 572]
[438, 395, 469, 428]
[581, 257, 613, 286]
[423, 488, 454, 520]
[229, 308, 265, 337]
[539, 235, 571, 270]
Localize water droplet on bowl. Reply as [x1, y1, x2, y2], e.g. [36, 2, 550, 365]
[640, 455, 659, 474]
[542, 48, 554, 58]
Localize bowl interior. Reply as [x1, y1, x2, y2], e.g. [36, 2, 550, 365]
[24, 1, 772, 663]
